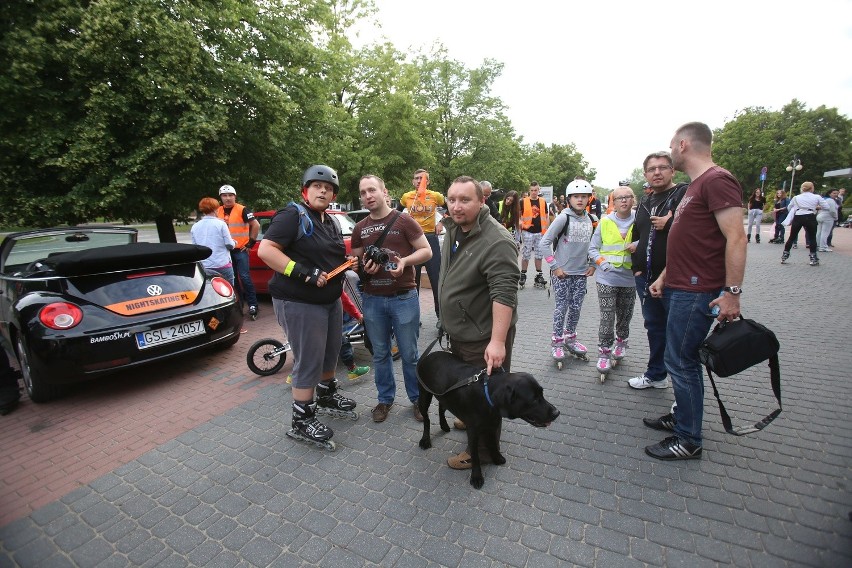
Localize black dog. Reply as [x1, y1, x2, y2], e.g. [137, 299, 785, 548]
[417, 351, 560, 489]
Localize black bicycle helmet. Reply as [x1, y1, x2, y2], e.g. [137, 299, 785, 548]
[302, 165, 339, 194]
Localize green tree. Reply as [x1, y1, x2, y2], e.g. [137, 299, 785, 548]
[713, 100, 852, 199]
[412, 48, 511, 191]
[0, 0, 328, 238]
[521, 143, 596, 197]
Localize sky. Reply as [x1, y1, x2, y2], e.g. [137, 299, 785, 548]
[350, 0, 852, 188]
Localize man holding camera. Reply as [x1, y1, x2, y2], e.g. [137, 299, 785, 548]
[352, 175, 433, 423]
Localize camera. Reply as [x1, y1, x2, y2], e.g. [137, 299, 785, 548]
[364, 245, 389, 266]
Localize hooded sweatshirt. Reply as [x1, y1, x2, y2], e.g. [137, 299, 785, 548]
[539, 207, 595, 276]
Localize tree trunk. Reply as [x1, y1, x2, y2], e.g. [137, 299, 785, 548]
[155, 214, 177, 243]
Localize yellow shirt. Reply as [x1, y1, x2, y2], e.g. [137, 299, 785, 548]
[399, 189, 446, 233]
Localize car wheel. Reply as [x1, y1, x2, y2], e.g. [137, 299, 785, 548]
[15, 335, 65, 403]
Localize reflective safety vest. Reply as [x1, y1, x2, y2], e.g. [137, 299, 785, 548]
[597, 216, 634, 268]
[217, 203, 250, 248]
[520, 197, 549, 231]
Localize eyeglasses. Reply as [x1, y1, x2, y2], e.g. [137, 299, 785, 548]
[614, 196, 634, 202]
[645, 166, 672, 173]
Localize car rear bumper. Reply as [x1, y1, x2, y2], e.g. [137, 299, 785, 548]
[21, 303, 244, 386]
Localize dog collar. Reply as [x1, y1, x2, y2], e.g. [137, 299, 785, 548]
[483, 375, 494, 408]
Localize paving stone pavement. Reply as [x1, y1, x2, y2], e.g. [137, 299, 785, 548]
[1, 223, 851, 567]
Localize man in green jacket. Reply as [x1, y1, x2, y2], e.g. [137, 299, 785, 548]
[438, 176, 520, 470]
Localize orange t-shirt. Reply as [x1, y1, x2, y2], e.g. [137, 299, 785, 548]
[399, 189, 445, 233]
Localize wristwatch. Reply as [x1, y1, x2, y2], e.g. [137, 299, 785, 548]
[723, 286, 742, 295]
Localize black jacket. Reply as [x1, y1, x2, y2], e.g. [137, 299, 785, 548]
[630, 183, 688, 281]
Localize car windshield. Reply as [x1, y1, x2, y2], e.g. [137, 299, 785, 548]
[2, 230, 136, 273]
[332, 213, 355, 237]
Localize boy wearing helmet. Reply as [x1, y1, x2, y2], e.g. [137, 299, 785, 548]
[258, 165, 359, 449]
[539, 180, 598, 363]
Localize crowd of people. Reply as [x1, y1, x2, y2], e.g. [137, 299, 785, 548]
[230, 121, 847, 463]
[4, 122, 845, 471]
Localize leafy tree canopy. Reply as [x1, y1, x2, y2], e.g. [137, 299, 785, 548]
[4, 1, 848, 240]
[713, 100, 852, 200]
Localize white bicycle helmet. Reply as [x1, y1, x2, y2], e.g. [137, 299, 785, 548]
[219, 184, 236, 195]
[565, 179, 593, 195]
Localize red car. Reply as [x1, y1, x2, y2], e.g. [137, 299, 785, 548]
[249, 209, 356, 294]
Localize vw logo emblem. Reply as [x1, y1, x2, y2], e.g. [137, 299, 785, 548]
[146, 285, 163, 296]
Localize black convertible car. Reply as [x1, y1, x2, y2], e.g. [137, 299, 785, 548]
[0, 227, 243, 402]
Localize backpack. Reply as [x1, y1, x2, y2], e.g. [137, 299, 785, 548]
[272, 201, 329, 242]
[552, 210, 598, 251]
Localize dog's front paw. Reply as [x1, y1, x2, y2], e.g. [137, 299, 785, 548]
[469, 473, 484, 489]
[439, 418, 450, 432]
[493, 453, 506, 465]
[418, 438, 432, 450]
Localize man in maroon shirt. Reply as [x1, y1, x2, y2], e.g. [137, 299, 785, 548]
[645, 122, 746, 461]
[352, 175, 432, 424]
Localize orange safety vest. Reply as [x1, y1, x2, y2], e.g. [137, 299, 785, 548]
[586, 195, 599, 216]
[520, 197, 549, 231]
[217, 203, 250, 248]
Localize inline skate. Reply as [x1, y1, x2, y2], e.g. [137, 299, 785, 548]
[533, 272, 547, 290]
[287, 401, 336, 451]
[551, 335, 566, 370]
[563, 331, 589, 362]
[612, 338, 628, 368]
[316, 379, 358, 421]
[596, 347, 612, 383]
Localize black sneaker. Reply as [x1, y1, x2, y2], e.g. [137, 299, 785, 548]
[645, 436, 702, 460]
[643, 412, 675, 431]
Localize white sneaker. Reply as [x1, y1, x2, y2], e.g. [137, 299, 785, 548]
[628, 375, 669, 390]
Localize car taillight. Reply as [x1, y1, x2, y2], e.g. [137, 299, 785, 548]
[211, 277, 234, 298]
[39, 302, 83, 330]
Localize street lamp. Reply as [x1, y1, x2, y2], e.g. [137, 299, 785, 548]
[786, 157, 803, 195]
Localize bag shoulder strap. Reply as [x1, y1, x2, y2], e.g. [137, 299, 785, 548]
[374, 211, 401, 249]
[286, 202, 313, 241]
[556, 212, 570, 241]
[705, 355, 782, 436]
[362, 211, 401, 283]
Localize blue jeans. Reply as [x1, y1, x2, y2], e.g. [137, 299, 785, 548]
[362, 289, 421, 404]
[635, 274, 671, 382]
[664, 289, 717, 447]
[414, 233, 441, 317]
[231, 248, 257, 307]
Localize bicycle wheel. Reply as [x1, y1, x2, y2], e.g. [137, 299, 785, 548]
[247, 338, 287, 376]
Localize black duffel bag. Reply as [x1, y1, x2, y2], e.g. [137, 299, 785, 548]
[699, 316, 781, 436]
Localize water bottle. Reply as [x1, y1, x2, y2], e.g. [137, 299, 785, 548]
[710, 291, 725, 317]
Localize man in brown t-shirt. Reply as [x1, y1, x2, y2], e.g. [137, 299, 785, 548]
[352, 175, 432, 424]
[645, 122, 746, 462]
